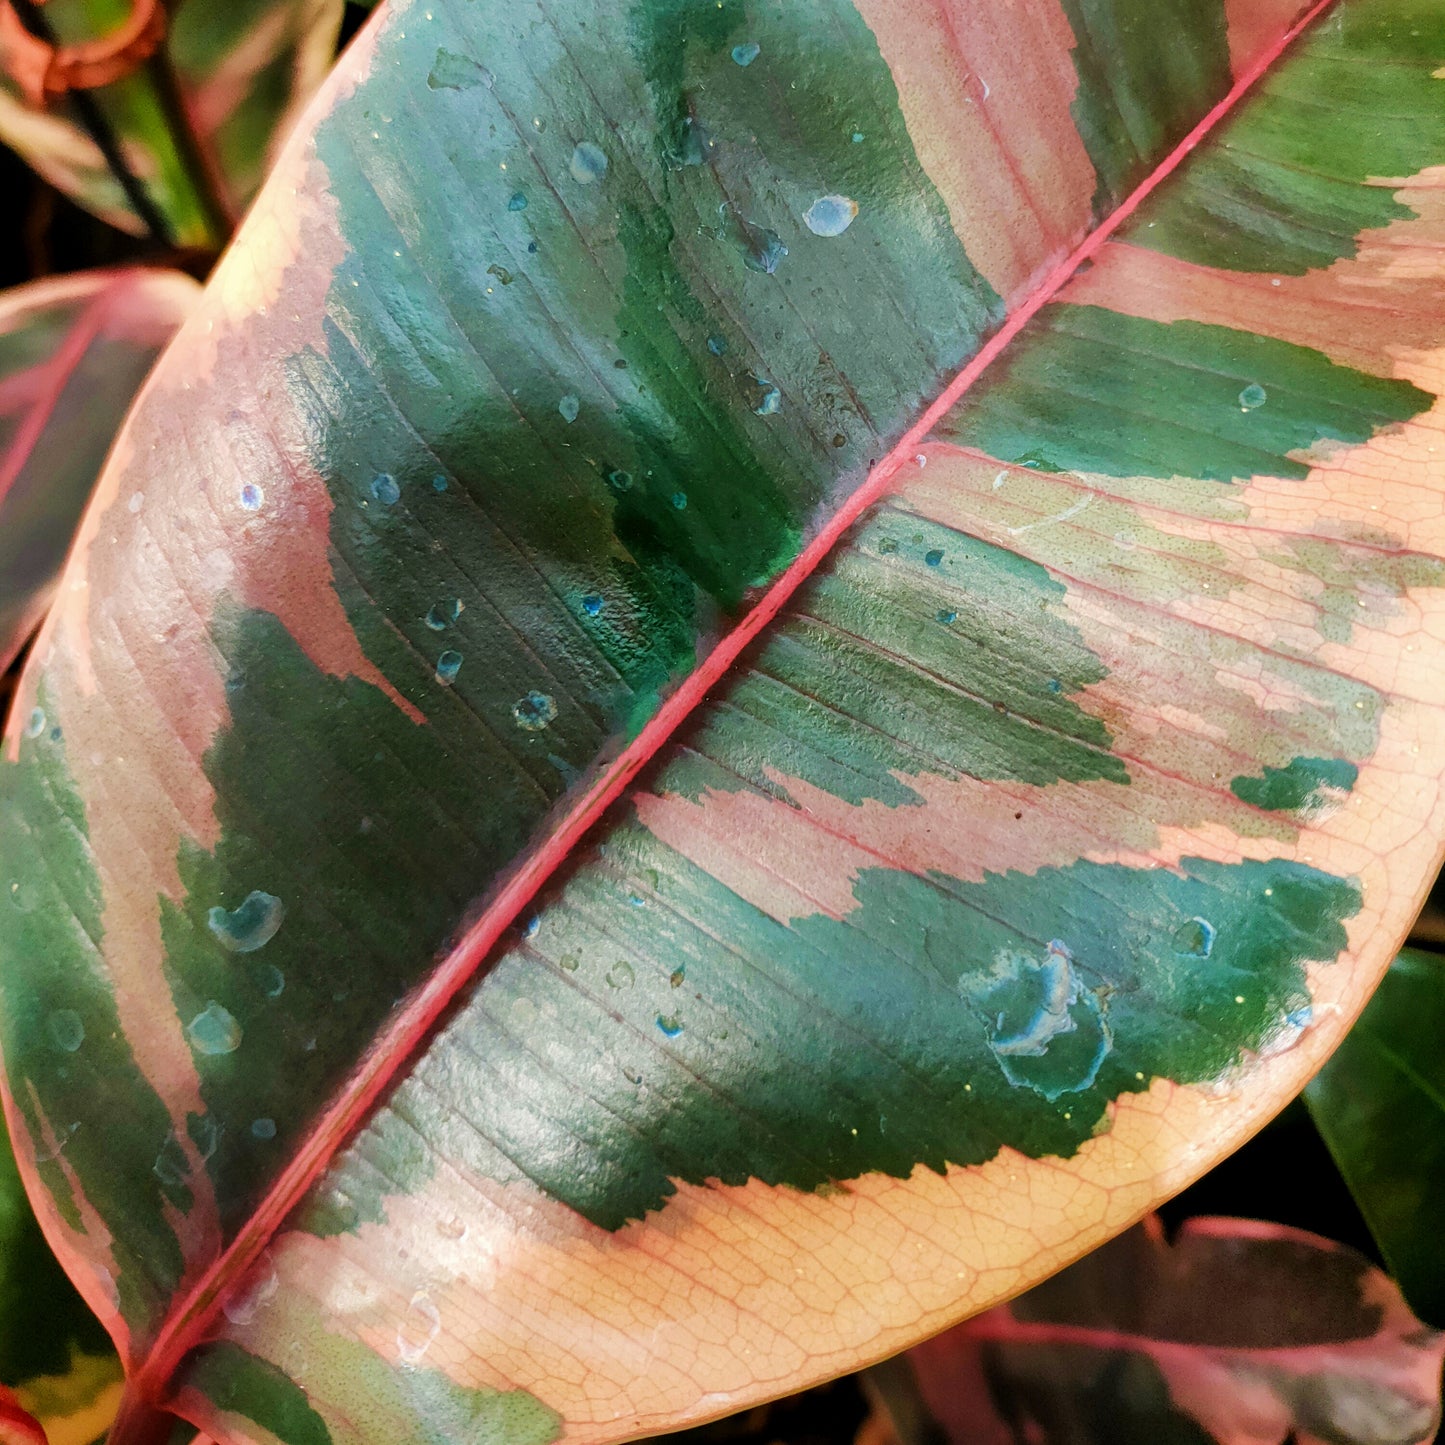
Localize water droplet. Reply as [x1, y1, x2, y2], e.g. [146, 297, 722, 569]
[606, 468, 632, 492]
[936, 609, 957, 625]
[255, 964, 285, 998]
[851, 130, 864, 143]
[740, 224, 788, 274]
[1046, 678, 1062, 694]
[397, 1291, 442, 1366]
[804, 194, 859, 237]
[570, 141, 608, 184]
[432, 474, 448, 492]
[208, 891, 285, 953]
[523, 914, 540, 938]
[24, 708, 45, 739]
[487, 263, 514, 285]
[656, 1014, 684, 1038]
[1238, 383, 1267, 411]
[558, 393, 580, 423]
[877, 537, 898, 555]
[512, 690, 557, 730]
[47, 1009, 84, 1053]
[924, 549, 944, 567]
[606, 959, 635, 990]
[426, 599, 462, 631]
[754, 382, 782, 416]
[435, 650, 464, 685]
[436, 1214, 468, 1241]
[669, 967, 685, 988]
[251, 1116, 277, 1140]
[190, 1114, 218, 1162]
[1172, 916, 1216, 958]
[239, 484, 263, 511]
[188, 1002, 242, 1056]
[731, 40, 760, 65]
[581, 594, 604, 617]
[627, 894, 646, 909]
[706, 334, 727, 356]
[153, 1134, 189, 1187]
[222, 1256, 279, 1325]
[507, 191, 528, 211]
[371, 473, 401, 505]
[671, 491, 689, 510]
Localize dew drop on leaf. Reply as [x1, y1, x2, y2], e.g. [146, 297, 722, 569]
[1238, 383, 1267, 410]
[239, 484, 263, 511]
[925, 549, 944, 567]
[397, 1291, 442, 1367]
[606, 959, 635, 990]
[222, 1256, 279, 1326]
[47, 1009, 84, 1053]
[570, 141, 608, 184]
[24, 708, 44, 739]
[558, 393, 580, 423]
[507, 191, 527, 211]
[1172, 916, 1216, 958]
[256, 964, 285, 998]
[656, 1014, 684, 1038]
[754, 382, 782, 416]
[187, 1002, 242, 1056]
[512, 690, 557, 730]
[435, 650, 464, 685]
[208, 890, 285, 953]
[425, 598, 462, 631]
[370, 473, 401, 505]
[731, 41, 760, 65]
[804, 194, 859, 237]
[706, 334, 727, 356]
[581, 594, 603, 617]
[251, 1117, 277, 1140]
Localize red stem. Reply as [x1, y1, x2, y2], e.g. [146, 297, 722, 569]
[113, 0, 1340, 1431]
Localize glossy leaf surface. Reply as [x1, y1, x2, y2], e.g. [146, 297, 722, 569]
[0, 268, 198, 674]
[865, 1215, 1445, 1445]
[0, 0, 343, 246]
[1306, 947, 1445, 1329]
[5, 0, 1445, 1441]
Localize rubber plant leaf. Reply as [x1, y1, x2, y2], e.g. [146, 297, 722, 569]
[3, 0, 1445, 1441]
[0, 1102, 122, 1445]
[0, 268, 198, 676]
[862, 1215, 1445, 1445]
[1306, 948, 1445, 1330]
[0, 0, 344, 248]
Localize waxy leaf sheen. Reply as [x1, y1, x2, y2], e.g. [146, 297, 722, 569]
[4, 0, 1445, 1442]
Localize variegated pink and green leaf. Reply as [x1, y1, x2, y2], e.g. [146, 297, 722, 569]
[4, 0, 1445, 1441]
[0, 1103, 122, 1445]
[865, 1215, 1445, 1445]
[0, 0, 343, 247]
[0, 267, 198, 675]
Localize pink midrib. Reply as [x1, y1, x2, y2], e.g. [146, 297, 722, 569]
[127, 0, 1338, 1423]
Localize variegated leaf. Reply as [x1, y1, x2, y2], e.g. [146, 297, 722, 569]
[3, 1, 1445, 1443]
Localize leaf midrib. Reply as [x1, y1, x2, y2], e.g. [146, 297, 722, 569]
[125, 0, 1342, 1421]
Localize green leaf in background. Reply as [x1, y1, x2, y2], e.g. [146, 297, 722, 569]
[1306, 947, 1445, 1330]
[0, 267, 198, 673]
[0, 0, 343, 247]
[865, 1216, 1445, 1445]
